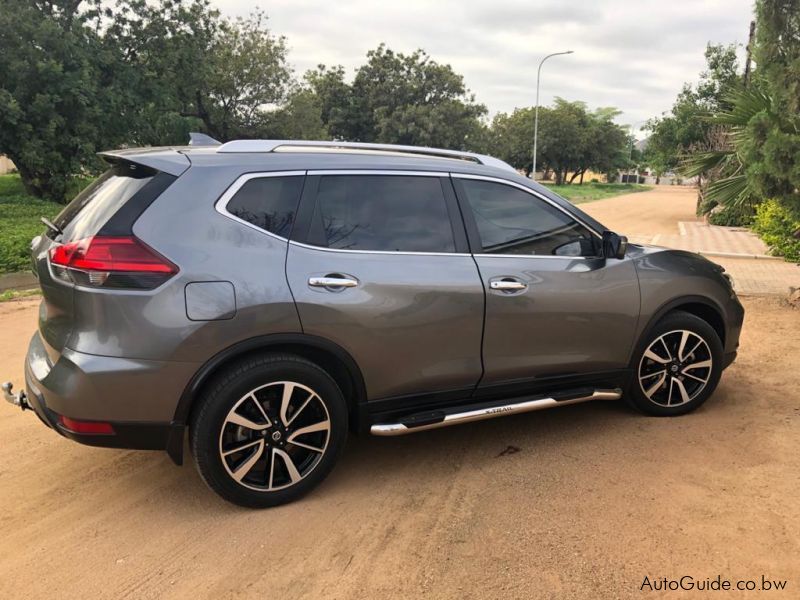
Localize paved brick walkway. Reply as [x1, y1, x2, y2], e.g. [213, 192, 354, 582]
[581, 186, 799, 296]
[653, 221, 771, 258]
[710, 256, 799, 296]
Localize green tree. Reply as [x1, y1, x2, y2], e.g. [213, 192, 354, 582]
[644, 44, 741, 184]
[487, 107, 535, 174]
[0, 0, 110, 201]
[753, 0, 800, 213]
[536, 99, 590, 185]
[569, 107, 628, 183]
[175, 10, 292, 140]
[100, 0, 221, 146]
[307, 45, 488, 149]
[257, 88, 328, 139]
[0, 1, 294, 201]
[488, 101, 628, 181]
[678, 0, 800, 249]
[305, 65, 354, 139]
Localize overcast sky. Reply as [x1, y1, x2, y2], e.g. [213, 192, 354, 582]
[214, 0, 754, 135]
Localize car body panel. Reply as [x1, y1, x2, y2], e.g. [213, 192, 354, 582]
[628, 244, 744, 356]
[286, 242, 485, 400]
[474, 255, 640, 383]
[67, 162, 303, 363]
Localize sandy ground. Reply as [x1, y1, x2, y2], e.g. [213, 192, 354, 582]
[1, 188, 799, 599]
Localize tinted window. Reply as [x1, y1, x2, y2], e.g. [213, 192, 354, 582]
[459, 179, 598, 256]
[308, 175, 456, 252]
[54, 162, 156, 242]
[226, 176, 304, 238]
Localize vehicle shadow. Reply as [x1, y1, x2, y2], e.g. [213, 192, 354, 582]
[107, 396, 664, 516]
[103, 374, 751, 524]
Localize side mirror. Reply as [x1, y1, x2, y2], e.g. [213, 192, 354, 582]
[602, 231, 628, 259]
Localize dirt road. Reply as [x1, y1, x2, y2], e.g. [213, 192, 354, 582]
[582, 185, 699, 238]
[2, 189, 799, 599]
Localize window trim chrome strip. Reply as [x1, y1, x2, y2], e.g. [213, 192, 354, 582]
[288, 240, 471, 257]
[306, 169, 448, 177]
[214, 170, 306, 241]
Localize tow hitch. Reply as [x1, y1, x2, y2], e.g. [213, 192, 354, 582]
[2, 382, 30, 411]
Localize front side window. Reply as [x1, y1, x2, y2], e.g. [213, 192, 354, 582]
[458, 179, 598, 257]
[225, 175, 305, 238]
[307, 175, 456, 252]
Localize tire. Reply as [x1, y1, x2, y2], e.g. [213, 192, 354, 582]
[627, 311, 724, 416]
[190, 353, 348, 508]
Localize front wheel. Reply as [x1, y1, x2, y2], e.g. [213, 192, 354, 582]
[627, 311, 724, 416]
[190, 354, 348, 508]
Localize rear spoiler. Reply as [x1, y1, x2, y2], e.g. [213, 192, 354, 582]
[97, 147, 191, 177]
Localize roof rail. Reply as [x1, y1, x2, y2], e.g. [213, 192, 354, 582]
[215, 139, 516, 172]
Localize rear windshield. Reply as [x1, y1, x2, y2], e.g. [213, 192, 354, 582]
[52, 162, 157, 241]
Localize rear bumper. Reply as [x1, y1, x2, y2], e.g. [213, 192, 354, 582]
[23, 332, 194, 463]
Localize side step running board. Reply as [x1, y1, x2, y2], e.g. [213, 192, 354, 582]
[370, 388, 622, 436]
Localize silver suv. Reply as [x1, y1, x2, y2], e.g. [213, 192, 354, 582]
[3, 138, 744, 507]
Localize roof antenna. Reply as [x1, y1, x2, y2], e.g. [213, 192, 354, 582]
[189, 132, 221, 146]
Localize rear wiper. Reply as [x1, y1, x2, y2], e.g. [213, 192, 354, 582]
[40, 217, 62, 237]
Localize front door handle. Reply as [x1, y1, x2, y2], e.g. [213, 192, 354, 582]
[490, 279, 527, 291]
[308, 275, 359, 289]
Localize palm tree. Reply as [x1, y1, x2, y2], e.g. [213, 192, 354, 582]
[680, 87, 773, 213]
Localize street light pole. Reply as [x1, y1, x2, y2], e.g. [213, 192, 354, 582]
[532, 50, 573, 181]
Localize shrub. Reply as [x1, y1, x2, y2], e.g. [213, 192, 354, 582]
[708, 205, 754, 227]
[752, 199, 800, 262]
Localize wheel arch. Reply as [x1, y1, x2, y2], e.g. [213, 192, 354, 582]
[634, 295, 727, 362]
[167, 334, 368, 464]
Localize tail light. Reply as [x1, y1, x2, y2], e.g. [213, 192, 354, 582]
[59, 415, 115, 435]
[49, 236, 178, 290]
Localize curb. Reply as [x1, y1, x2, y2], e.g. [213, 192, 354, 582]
[0, 272, 38, 292]
[698, 250, 784, 261]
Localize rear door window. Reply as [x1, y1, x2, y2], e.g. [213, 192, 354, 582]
[306, 175, 456, 252]
[53, 162, 158, 242]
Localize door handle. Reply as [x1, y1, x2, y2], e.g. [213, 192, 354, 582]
[308, 275, 359, 288]
[489, 279, 527, 291]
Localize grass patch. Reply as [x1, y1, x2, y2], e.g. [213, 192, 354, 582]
[0, 174, 64, 274]
[0, 288, 41, 302]
[542, 182, 652, 204]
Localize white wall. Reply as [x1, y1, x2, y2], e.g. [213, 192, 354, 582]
[0, 155, 16, 175]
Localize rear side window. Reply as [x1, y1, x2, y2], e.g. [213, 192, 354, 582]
[54, 162, 159, 242]
[307, 175, 456, 252]
[225, 175, 304, 238]
[458, 179, 598, 256]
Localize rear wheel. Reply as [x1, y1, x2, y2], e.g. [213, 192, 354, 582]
[190, 354, 348, 507]
[627, 311, 723, 416]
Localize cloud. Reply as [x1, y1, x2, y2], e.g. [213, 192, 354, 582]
[214, 0, 753, 131]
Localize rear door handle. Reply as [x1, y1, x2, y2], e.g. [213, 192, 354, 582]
[489, 279, 527, 291]
[308, 275, 359, 288]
